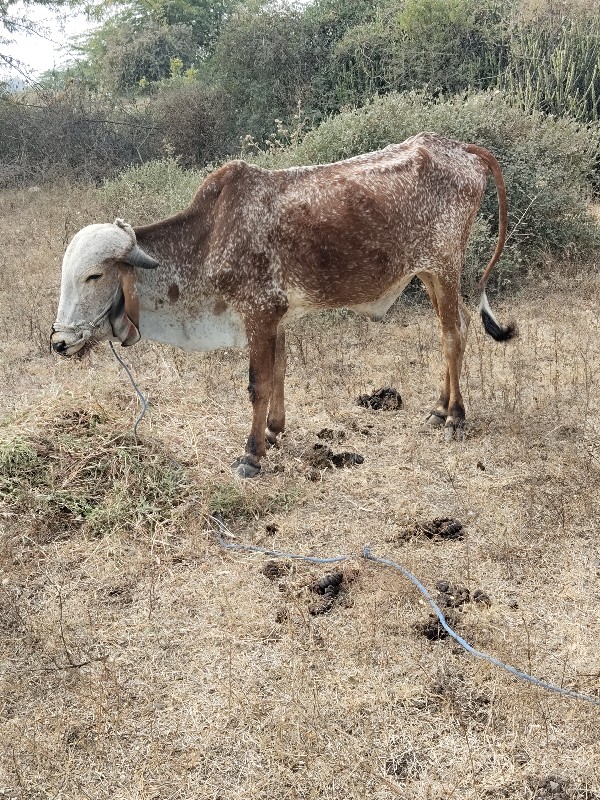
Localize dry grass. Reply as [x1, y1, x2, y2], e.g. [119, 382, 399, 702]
[0, 187, 599, 799]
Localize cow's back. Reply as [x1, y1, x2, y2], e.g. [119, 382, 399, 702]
[270, 133, 488, 309]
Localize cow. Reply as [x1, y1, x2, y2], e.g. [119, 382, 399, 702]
[51, 132, 515, 477]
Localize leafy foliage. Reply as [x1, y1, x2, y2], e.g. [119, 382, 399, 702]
[84, 19, 199, 94]
[330, 0, 509, 104]
[208, 3, 314, 142]
[500, 9, 600, 122]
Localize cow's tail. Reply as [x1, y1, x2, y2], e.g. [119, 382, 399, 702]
[465, 144, 517, 343]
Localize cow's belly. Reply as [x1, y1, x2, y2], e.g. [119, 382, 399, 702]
[140, 305, 248, 352]
[348, 274, 415, 320]
[282, 274, 415, 324]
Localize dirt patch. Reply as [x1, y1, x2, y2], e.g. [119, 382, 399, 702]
[485, 776, 599, 800]
[260, 560, 291, 581]
[415, 614, 453, 641]
[385, 749, 425, 780]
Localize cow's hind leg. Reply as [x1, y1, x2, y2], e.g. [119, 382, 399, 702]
[420, 273, 470, 440]
[420, 274, 449, 426]
[233, 317, 280, 478]
[266, 326, 286, 447]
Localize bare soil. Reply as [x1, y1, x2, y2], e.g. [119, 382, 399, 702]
[0, 187, 599, 799]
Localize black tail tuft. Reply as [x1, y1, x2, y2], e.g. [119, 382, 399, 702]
[481, 308, 517, 342]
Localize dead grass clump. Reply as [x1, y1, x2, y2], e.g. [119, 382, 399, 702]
[0, 404, 195, 545]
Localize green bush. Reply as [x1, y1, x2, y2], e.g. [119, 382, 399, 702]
[143, 79, 237, 168]
[330, 0, 508, 106]
[500, 4, 600, 124]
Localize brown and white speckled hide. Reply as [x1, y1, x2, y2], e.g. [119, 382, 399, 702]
[52, 132, 515, 478]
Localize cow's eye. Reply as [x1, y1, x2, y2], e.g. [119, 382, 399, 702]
[86, 274, 103, 282]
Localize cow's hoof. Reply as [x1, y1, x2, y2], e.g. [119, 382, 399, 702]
[425, 410, 446, 427]
[232, 457, 261, 479]
[444, 422, 465, 442]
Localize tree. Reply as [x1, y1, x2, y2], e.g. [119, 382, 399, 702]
[84, 17, 198, 93]
[208, 3, 313, 141]
[329, 0, 510, 104]
[207, 0, 381, 142]
[0, 0, 70, 80]
[79, 0, 234, 91]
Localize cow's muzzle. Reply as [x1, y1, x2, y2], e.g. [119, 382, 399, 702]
[51, 291, 120, 356]
[52, 338, 68, 355]
[50, 328, 91, 357]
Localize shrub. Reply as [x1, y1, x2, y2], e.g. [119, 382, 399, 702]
[97, 158, 206, 223]
[144, 79, 237, 168]
[500, 3, 600, 124]
[0, 92, 161, 188]
[330, 0, 508, 105]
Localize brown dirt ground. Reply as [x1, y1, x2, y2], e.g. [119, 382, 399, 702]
[0, 187, 599, 799]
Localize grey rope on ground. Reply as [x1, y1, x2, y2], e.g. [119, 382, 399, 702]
[109, 342, 148, 438]
[211, 513, 349, 564]
[211, 514, 600, 709]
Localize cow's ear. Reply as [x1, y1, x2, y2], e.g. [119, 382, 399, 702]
[113, 219, 160, 269]
[110, 265, 141, 347]
[124, 245, 160, 270]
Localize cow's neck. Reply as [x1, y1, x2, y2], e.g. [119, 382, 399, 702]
[134, 210, 205, 285]
[130, 213, 247, 352]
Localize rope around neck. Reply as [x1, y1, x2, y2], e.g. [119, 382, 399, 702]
[211, 514, 600, 709]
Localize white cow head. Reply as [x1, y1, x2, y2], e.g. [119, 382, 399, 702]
[51, 219, 159, 357]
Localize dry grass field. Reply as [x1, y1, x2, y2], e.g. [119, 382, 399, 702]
[1, 187, 599, 799]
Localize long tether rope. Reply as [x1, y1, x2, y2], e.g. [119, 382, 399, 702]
[211, 514, 600, 709]
[109, 342, 148, 438]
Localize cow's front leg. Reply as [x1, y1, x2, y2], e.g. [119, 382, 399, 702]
[233, 320, 279, 478]
[266, 326, 286, 447]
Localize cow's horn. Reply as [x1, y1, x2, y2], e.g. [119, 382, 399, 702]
[124, 245, 160, 270]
